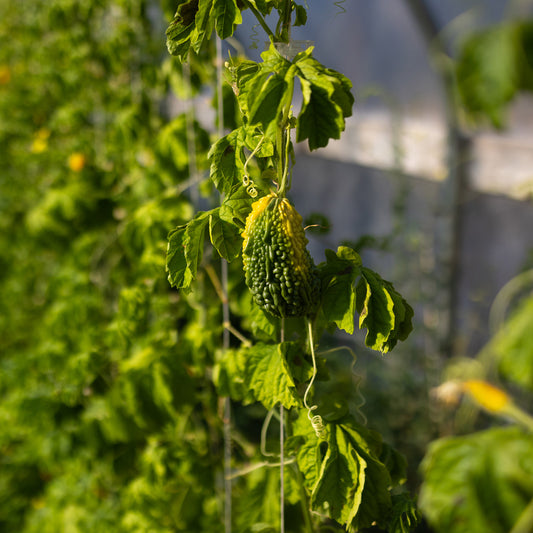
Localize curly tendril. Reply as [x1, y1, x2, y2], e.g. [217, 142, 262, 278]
[334, 0, 346, 16]
[242, 134, 265, 198]
[304, 318, 326, 439]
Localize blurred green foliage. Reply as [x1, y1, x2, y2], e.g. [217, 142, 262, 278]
[456, 21, 533, 127]
[0, 1, 226, 531]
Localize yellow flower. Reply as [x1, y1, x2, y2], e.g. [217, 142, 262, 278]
[31, 139, 48, 153]
[463, 380, 510, 413]
[68, 152, 86, 172]
[0, 65, 10, 85]
[31, 128, 51, 153]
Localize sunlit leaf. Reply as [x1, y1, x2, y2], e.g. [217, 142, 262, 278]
[243, 342, 303, 409]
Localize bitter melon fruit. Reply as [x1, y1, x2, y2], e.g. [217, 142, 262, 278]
[242, 192, 320, 318]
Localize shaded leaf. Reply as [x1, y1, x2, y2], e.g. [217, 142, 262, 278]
[213, 0, 242, 39]
[295, 55, 354, 150]
[318, 246, 362, 334]
[166, 0, 200, 59]
[208, 128, 245, 195]
[209, 210, 241, 261]
[166, 211, 210, 291]
[356, 268, 412, 353]
[248, 74, 288, 137]
[420, 427, 533, 533]
[219, 183, 254, 227]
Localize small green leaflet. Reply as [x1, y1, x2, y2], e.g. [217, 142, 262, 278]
[293, 3, 307, 26]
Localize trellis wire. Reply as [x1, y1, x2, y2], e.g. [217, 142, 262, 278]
[280, 319, 285, 533]
[216, 34, 233, 533]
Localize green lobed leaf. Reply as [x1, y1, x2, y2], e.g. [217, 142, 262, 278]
[248, 74, 289, 137]
[190, 0, 214, 53]
[208, 128, 245, 195]
[295, 55, 354, 150]
[318, 246, 362, 334]
[279, 341, 314, 383]
[293, 4, 307, 26]
[307, 418, 394, 530]
[311, 424, 367, 525]
[166, 0, 199, 60]
[219, 183, 255, 228]
[166, 211, 210, 291]
[246, 0, 276, 15]
[356, 268, 413, 353]
[243, 342, 304, 410]
[419, 427, 533, 533]
[208, 209, 241, 261]
[166, 225, 190, 289]
[259, 43, 292, 72]
[213, 0, 242, 39]
[233, 60, 262, 117]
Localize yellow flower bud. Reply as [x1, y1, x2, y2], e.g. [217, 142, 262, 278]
[68, 152, 86, 172]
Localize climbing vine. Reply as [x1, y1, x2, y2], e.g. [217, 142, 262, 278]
[165, 1, 417, 531]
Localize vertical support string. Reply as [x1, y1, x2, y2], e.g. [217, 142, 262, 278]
[217, 34, 232, 533]
[280, 319, 285, 533]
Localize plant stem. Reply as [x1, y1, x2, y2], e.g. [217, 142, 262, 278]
[242, 0, 275, 41]
[505, 404, 533, 432]
[280, 0, 292, 42]
[277, 76, 294, 196]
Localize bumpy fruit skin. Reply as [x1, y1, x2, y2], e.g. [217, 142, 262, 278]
[242, 192, 320, 318]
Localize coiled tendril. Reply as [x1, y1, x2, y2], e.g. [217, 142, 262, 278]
[304, 318, 326, 439]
